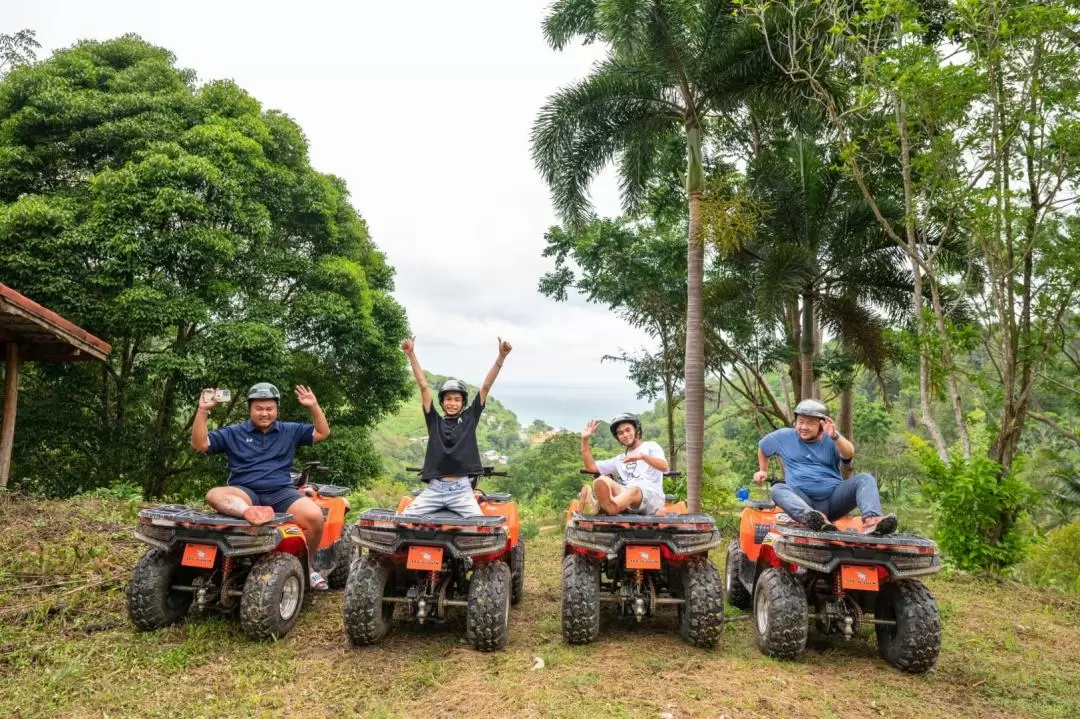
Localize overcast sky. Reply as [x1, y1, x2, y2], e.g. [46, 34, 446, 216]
[7, 0, 659, 429]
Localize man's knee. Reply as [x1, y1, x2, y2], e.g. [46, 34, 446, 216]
[852, 472, 877, 488]
[291, 499, 324, 531]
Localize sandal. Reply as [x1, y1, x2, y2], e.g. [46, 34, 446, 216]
[309, 571, 329, 591]
[242, 505, 274, 525]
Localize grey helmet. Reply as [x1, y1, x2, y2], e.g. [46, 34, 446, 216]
[438, 378, 468, 406]
[247, 382, 281, 404]
[793, 398, 828, 419]
[609, 412, 642, 439]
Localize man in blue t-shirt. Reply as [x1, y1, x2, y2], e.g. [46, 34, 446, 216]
[191, 382, 332, 589]
[754, 399, 897, 536]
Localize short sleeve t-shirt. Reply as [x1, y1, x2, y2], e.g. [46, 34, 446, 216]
[420, 396, 484, 481]
[758, 427, 843, 501]
[207, 420, 315, 492]
[596, 440, 667, 499]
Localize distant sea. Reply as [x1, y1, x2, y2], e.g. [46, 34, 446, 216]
[492, 382, 653, 431]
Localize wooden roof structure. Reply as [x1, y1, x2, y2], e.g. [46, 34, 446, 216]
[0, 283, 112, 486]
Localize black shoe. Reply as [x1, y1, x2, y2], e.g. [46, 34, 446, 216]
[803, 509, 838, 533]
[862, 513, 898, 536]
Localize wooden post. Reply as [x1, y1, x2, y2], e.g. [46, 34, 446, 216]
[0, 343, 19, 488]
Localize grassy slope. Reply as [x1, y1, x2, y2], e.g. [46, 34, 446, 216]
[1, 494, 1079, 719]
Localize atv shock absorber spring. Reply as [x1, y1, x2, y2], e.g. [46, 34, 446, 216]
[634, 569, 644, 587]
[219, 556, 235, 604]
[833, 569, 845, 599]
[429, 570, 440, 592]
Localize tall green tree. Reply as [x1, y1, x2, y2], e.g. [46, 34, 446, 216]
[532, 0, 783, 511]
[0, 36, 410, 497]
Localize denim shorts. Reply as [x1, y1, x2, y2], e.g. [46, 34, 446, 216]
[235, 485, 303, 514]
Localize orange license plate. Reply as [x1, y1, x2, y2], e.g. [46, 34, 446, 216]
[840, 564, 879, 591]
[406, 546, 444, 571]
[181, 543, 218, 569]
[625, 545, 662, 570]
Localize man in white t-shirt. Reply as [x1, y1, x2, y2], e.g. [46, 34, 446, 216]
[578, 413, 668, 515]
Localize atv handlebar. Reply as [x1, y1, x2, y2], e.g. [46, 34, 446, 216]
[404, 466, 507, 477]
[579, 469, 682, 478]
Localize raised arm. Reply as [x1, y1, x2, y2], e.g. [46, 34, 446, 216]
[823, 416, 855, 460]
[580, 420, 601, 473]
[295, 385, 330, 442]
[401, 337, 432, 413]
[478, 337, 512, 405]
[191, 388, 219, 452]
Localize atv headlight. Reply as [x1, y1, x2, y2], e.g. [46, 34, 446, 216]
[565, 527, 616, 553]
[134, 525, 173, 543]
[776, 542, 832, 566]
[892, 555, 936, 571]
[454, 534, 504, 554]
[672, 530, 721, 551]
[356, 528, 396, 546]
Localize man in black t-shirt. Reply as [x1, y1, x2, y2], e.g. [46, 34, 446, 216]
[400, 336, 512, 517]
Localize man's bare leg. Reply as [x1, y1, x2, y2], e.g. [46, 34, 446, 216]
[285, 496, 326, 570]
[592, 477, 642, 514]
[206, 487, 273, 525]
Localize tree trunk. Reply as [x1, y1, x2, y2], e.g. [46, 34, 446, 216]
[684, 124, 705, 513]
[800, 293, 815, 400]
[0, 343, 20, 488]
[839, 385, 853, 440]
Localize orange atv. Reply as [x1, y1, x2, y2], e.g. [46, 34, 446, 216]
[126, 462, 353, 640]
[726, 479, 942, 672]
[561, 470, 724, 648]
[344, 466, 522, 652]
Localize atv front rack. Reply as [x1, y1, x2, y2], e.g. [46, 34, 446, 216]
[358, 508, 506, 528]
[771, 525, 940, 577]
[566, 512, 722, 557]
[139, 505, 292, 528]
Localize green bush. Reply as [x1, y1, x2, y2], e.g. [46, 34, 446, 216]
[1016, 522, 1080, 595]
[913, 437, 1034, 571]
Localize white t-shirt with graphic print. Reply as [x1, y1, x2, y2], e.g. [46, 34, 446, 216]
[595, 440, 666, 499]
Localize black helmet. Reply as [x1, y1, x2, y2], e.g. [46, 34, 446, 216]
[438, 378, 468, 406]
[247, 382, 281, 404]
[793, 399, 828, 419]
[609, 412, 642, 439]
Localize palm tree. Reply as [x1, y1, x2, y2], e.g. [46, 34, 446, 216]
[743, 134, 912, 411]
[532, 0, 784, 511]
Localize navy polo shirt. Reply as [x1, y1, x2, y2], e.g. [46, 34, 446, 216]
[207, 420, 315, 492]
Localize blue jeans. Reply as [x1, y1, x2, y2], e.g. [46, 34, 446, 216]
[770, 473, 883, 523]
[403, 478, 484, 517]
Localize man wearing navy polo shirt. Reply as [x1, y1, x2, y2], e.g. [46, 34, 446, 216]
[191, 382, 332, 589]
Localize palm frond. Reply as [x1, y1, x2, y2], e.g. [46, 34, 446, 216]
[543, 0, 602, 50]
[531, 58, 684, 227]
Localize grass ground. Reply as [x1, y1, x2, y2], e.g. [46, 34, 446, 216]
[1, 493, 1078, 719]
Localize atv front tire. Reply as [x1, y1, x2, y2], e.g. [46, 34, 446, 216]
[126, 549, 193, 630]
[678, 555, 725, 649]
[752, 567, 808, 660]
[725, 540, 752, 610]
[875, 579, 941, 673]
[561, 552, 600, 645]
[240, 552, 305, 640]
[510, 540, 525, 606]
[343, 555, 395, 645]
[466, 560, 511, 652]
[327, 526, 355, 590]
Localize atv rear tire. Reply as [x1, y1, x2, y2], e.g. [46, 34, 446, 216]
[678, 555, 725, 649]
[725, 540, 752, 611]
[240, 552, 305, 640]
[561, 552, 600, 645]
[752, 567, 808, 660]
[466, 560, 511, 652]
[510, 540, 525, 606]
[343, 555, 395, 645]
[875, 579, 941, 673]
[126, 549, 193, 630]
[327, 526, 355, 590]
